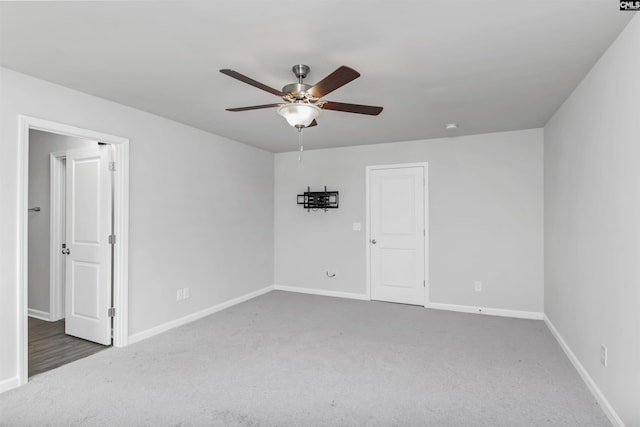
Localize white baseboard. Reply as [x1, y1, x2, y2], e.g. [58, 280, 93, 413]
[273, 284, 369, 301]
[272, 288, 542, 321]
[543, 315, 624, 427]
[28, 308, 51, 321]
[0, 376, 20, 394]
[425, 302, 543, 320]
[128, 285, 274, 345]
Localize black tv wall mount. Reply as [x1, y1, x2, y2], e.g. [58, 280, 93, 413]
[297, 186, 339, 212]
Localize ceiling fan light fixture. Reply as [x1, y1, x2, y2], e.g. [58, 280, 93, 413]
[277, 103, 321, 128]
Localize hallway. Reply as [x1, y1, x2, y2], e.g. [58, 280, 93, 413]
[29, 317, 109, 377]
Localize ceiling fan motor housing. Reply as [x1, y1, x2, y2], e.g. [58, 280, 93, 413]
[282, 83, 313, 99]
[282, 64, 313, 100]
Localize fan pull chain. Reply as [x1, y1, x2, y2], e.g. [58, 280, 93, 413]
[297, 126, 304, 162]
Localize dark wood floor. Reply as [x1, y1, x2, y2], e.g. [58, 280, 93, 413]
[29, 317, 109, 378]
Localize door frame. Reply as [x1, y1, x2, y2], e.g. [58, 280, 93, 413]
[365, 162, 429, 306]
[18, 116, 130, 386]
[49, 151, 67, 321]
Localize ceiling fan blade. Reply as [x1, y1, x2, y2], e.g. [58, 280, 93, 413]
[305, 119, 318, 128]
[225, 103, 281, 112]
[308, 66, 360, 98]
[322, 101, 383, 116]
[220, 69, 285, 96]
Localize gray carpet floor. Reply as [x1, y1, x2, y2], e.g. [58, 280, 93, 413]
[0, 291, 610, 426]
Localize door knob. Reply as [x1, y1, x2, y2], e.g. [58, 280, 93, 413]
[371, 239, 377, 244]
[64, 248, 70, 255]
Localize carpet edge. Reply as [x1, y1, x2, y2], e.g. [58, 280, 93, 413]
[544, 314, 624, 427]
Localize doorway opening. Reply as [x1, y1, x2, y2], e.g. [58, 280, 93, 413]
[28, 131, 113, 376]
[366, 163, 429, 306]
[18, 116, 129, 385]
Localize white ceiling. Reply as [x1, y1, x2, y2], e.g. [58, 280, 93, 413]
[0, 1, 633, 152]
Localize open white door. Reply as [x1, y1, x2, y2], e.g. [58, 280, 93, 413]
[369, 165, 426, 306]
[64, 145, 112, 345]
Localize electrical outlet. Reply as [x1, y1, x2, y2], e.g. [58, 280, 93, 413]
[474, 281, 482, 292]
[183, 287, 190, 299]
[352, 222, 362, 231]
[601, 345, 608, 367]
[176, 289, 183, 301]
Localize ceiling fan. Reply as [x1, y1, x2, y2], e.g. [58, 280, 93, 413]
[220, 64, 383, 129]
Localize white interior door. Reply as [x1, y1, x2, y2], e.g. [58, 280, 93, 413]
[65, 145, 112, 345]
[369, 165, 426, 306]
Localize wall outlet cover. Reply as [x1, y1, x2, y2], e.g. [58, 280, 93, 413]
[474, 281, 482, 292]
[600, 345, 608, 367]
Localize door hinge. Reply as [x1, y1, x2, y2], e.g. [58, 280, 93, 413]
[109, 234, 116, 245]
[109, 162, 116, 172]
[108, 307, 115, 317]
[423, 280, 426, 288]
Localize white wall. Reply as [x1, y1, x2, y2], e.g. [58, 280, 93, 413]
[275, 129, 544, 313]
[0, 68, 274, 389]
[544, 15, 640, 427]
[27, 130, 93, 316]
